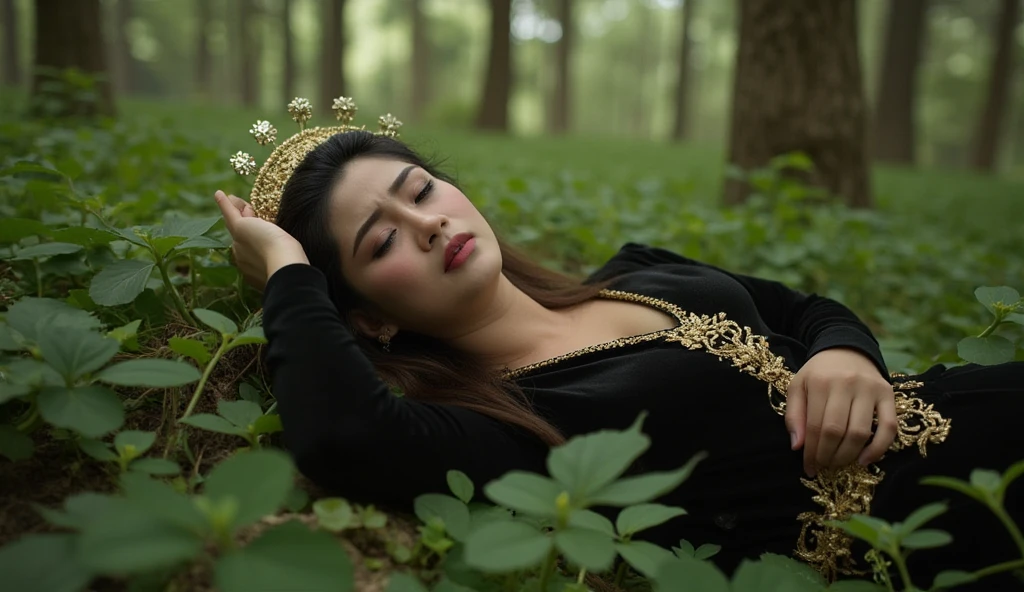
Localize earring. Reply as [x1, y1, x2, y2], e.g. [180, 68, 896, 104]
[378, 328, 391, 353]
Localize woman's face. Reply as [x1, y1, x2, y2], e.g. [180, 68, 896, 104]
[330, 157, 502, 337]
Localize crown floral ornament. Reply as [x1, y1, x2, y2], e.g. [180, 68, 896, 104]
[230, 96, 403, 221]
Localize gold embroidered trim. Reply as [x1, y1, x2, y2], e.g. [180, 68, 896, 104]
[502, 290, 952, 581]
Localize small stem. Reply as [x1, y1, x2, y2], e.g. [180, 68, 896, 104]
[538, 545, 558, 591]
[972, 558, 1024, 579]
[977, 317, 1006, 338]
[33, 259, 43, 297]
[576, 568, 587, 584]
[614, 561, 628, 588]
[188, 252, 197, 308]
[181, 338, 230, 420]
[890, 551, 916, 592]
[15, 404, 40, 432]
[157, 256, 195, 325]
[993, 506, 1024, 558]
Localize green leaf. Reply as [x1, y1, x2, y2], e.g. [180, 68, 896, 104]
[252, 414, 283, 436]
[0, 324, 26, 351]
[96, 358, 202, 387]
[37, 492, 119, 530]
[731, 559, 822, 592]
[463, 520, 552, 572]
[78, 438, 116, 461]
[114, 430, 156, 456]
[238, 382, 262, 404]
[969, 468, 1001, 494]
[77, 499, 203, 574]
[3, 358, 64, 388]
[829, 515, 885, 548]
[49, 226, 117, 247]
[0, 424, 34, 461]
[483, 471, 561, 518]
[694, 543, 721, 560]
[112, 226, 150, 247]
[174, 235, 229, 250]
[361, 505, 388, 529]
[615, 504, 687, 538]
[38, 385, 124, 438]
[415, 494, 471, 542]
[672, 539, 695, 558]
[214, 520, 354, 592]
[227, 326, 267, 350]
[546, 412, 650, 500]
[130, 458, 182, 476]
[10, 242, 82, 260]
[901, 529, 952, 549]
[107, 319, 142, 351]
[446, 470, 475, 504]
[35, 325, 119, 381]
[89, 259, 156, 306]
[203, 449, 294, 529]
[313, 498, 355, 532]
[975, 286, 1021, 316]
[6, 297, 102, 340]
[158, 216, 221, 240]
[590, 452, 706, 506]
[0, 533, 94, 592]
[827, 581, 888, 591]
[931, 570, 978, 590]
[0, 161, 67, 179]
[180, 413, 248, 436]
[386, 573, 429, 592]
[920, 476, 987, 505]
[896, 502, 947, 536]
[0, 218, 50, 244]
[0, 382, 32, 404]
[653, 554, 730, 592]
[119, 472, 206, 532]
[567, 509, 616, 537]
[169, 337, 212, 365]
[756, 553, 826, 587]
[615, 540, 676, 578]
[194, 308, 238, 335]
[150, 236, 186, 257]
[218, 399, 263, 429]
[555, 527, 616, 571]
[957, 335, 1015, 365]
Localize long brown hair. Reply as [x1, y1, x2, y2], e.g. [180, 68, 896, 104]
[276, 132, 612, 447]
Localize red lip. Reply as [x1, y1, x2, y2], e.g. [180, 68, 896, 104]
[445, 232, 474, 272]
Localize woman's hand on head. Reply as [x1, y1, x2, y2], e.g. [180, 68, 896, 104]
[214, 190, 309, 291]
[784, 348, 897, 477]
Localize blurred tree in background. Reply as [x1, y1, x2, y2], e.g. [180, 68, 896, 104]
[872, 0, 929, 165]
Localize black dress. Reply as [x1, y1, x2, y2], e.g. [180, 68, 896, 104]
[262, 242, 1024, 588]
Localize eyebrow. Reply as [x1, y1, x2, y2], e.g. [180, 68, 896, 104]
[351, 165, 417, 257]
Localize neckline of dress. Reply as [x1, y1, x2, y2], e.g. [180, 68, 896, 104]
[501, 289, 686, 380]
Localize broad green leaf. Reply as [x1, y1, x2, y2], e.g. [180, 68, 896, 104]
[218, 399, 263, 429]
[238, 382, 262, 404]
[0, 218, 50, 244]
[615, 504, 687, 537]
[386, 573, 429, 592]
[1007, 312, 1024, 326]
[119, 472, 205, 532]
[313, 498, 355, 532]
[112, 226, 150, 247]
[932, 570, 978, 589]
[415, 494, 471, 542]
[3, 358, 64, 388]
[896, 502, 947, 536]
[227, 326, 267, 350]
[169, 336, 212, 365]
[900, 529, 952, 549]
[827, 580, 888, 590]
[49, 226, 117, 247]
[38, 385, 124, 437]
[554, 527, 616, 571]
[969, 468, 1001, 494]
[920, 476, 987, 505]
[35, 492, 118, 530]
[694, 543, 721, 560]
[361, 505, 388, 529]
[114, 430, 156, 456]
[180, 414, 247, 436]
[590, 452, 706, 506]
[0, 424, 34, 461]
[463, 520, 552, 572]
[214, 520, 354, 592]
[483, 471, 561, 518]
[107, 319, 141, 351]
[89, 259, 156, 306]
[756, 553, 826, 587]
[567, 509, 615, 537]
[0, 533, 93, 592]
[78, 438, 116, 461]
[6, 297, 101, 341]
[0, 161, 67, 179]
[546, 412, 650, 500]
[447, 470, 475, 504]
[130, 458, 182, 476]
[957, 335, 1015, 366]
[0, 324, 26, 351]
[731, 559, 821, 592]
[175, 235, 229, 250]
[96, 358, 201, 387]
[653, 554, 730, 592]
[10, 242, 82, 260]
[615, 540, 676, 578]
[66, 289, 98, 312]
[975, 286, 1021, 316]
[194, 308, 238, 335]
[0, 382, 32, 404]
[203, 449, 294, 529]
[158, 216, 221, 240]
[150, 236, 186, 257]
[829, 516, 884, 548]
[673, 539, 695, 558]
[252, 414, 283, 436]
[35, 325, 119, 381]
[77, 499, 203, 573]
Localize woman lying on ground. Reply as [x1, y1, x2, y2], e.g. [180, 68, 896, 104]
[215, 127, 1023, 589]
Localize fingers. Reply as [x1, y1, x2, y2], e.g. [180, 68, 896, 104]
[859, 393, 898, 466]
[784, 378, 807, 450]
[802, 383, 828, 477]
[811, 390, 852, 474]
[214, 190, 240, 226]
[831, 395, 875, 468]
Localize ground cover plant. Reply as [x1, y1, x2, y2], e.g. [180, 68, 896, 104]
[0, 95, 1022, 591]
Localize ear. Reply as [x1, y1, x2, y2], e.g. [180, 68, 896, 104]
[349, 309, 400, 341]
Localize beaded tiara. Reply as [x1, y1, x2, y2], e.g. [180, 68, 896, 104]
[230, 97, 402, 222]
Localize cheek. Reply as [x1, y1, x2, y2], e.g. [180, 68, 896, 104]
[364, 257, 425, 303]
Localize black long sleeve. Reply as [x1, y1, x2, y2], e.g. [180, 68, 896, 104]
[261, 263, 546, 508]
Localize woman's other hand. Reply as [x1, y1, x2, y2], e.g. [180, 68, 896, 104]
[214, 190, 309, 291]
[784, 348, 897, 477]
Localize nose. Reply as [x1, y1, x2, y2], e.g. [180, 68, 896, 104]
[415, 211, 449, 251]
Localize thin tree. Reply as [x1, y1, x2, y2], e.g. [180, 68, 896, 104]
[971, 0, 1022, 172]
[475, 0, 512, 131]
[282, 0, 296, 104]
[320, 0, 346, 110]
[671, 0, 697, 141]
[112, 0, 136, 94]
[724, 0, 871, 208]
[872, 0, 928, 165]
[238, 0, 259, 107]
[550, 0, 571, 134]
[195, 0, 212, 98]
[1, 0, 21, 86]
[410, 0, 431, 123]
[30, 0, 115, 117]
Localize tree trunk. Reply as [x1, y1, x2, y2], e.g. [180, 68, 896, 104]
[282, 0, 295, 104]
[410, 0, 430, 123]
[631, 4, 653, 136]
[30, 0, 115, 118]
[671, 0, 697, 141]
[724, 0, 871, 208]
[112, 0, 135, 94]
[475, 0, 512, 131]
[871, 0, 928, 164]
[1, 0, 21, 86]
[238, 0, 259, 107]
[971, 0, 1021, 172]
[320, 0, 346, 111]
[550, 0, 571, 134]
[195, 0, 211, 98]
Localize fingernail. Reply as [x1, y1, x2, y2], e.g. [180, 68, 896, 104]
[789, 431, 797, 449]
[215, 190, 224, 199]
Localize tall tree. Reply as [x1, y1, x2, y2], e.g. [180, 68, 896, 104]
[1, 0, 21, 86]
[724, 0, 871, 208]
[30, 0, 115, 117]
[671, 0, 697, 141]
[971, 0, 1022, 172]
[410, 0, 430, 123]
[320, 0, 346, 110]
[871, 0, 928, 165]
[195, 0, 212, 98]
[550, 0, 572, 134]
[282, 0, 296, 104]
[112, 0, 136, 95]
[475, 0, 512, 131]
[238, 0, 259, 107]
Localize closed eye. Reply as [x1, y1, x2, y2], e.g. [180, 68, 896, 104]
[415, 180, 434, 204]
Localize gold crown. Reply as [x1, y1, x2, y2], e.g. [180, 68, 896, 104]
[230, 96, 402, 221]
